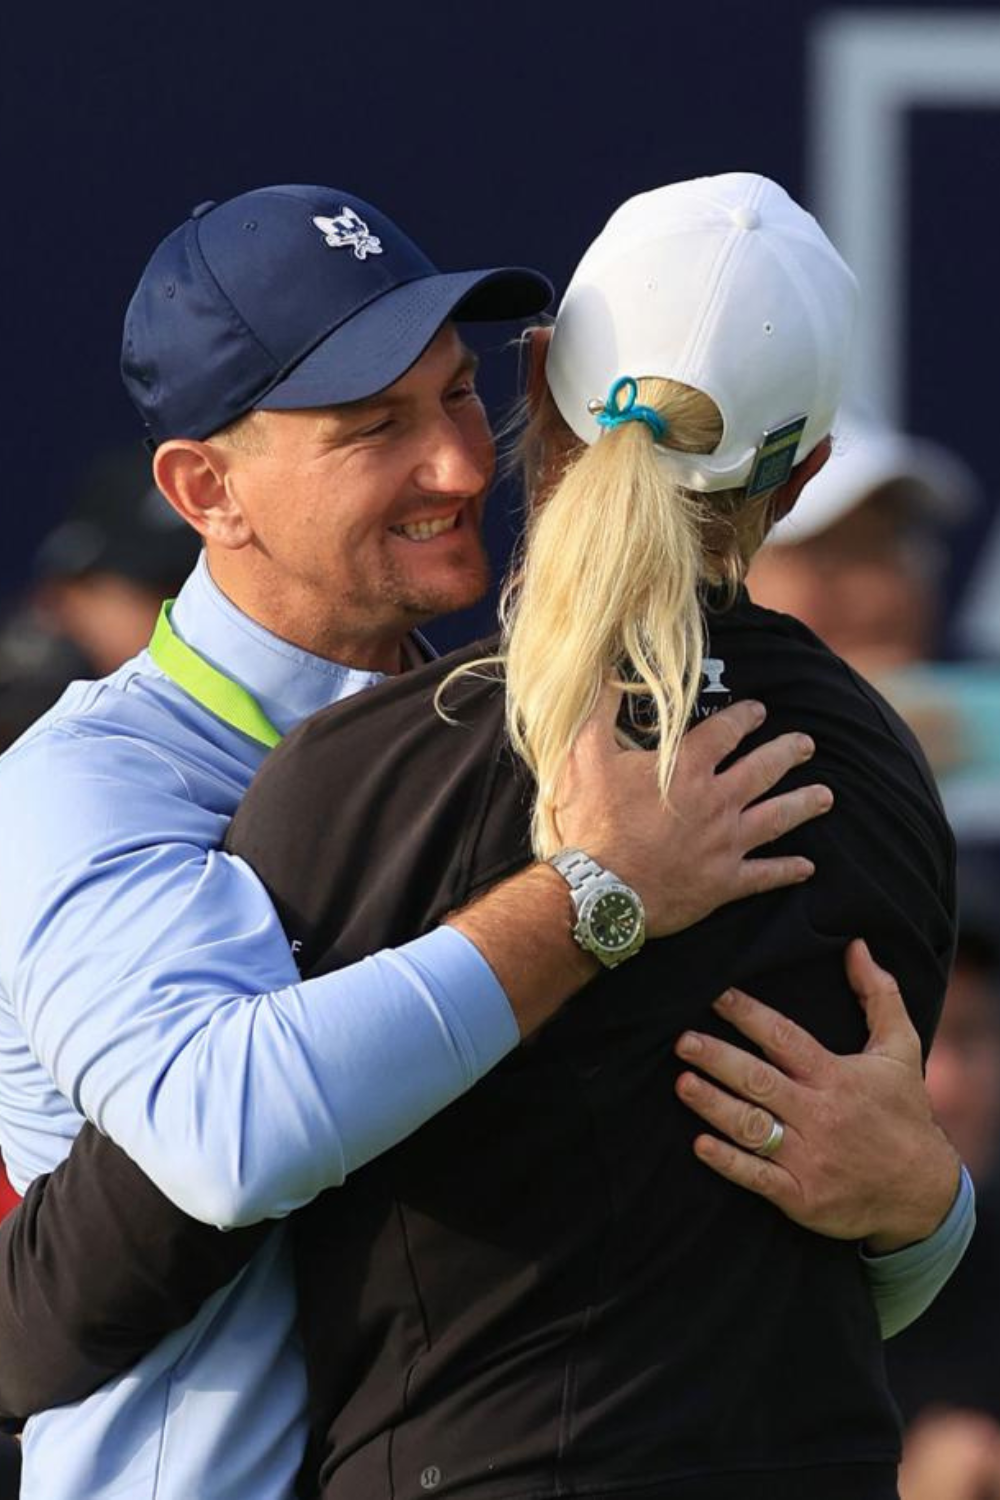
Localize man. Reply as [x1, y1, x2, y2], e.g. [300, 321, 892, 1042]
[0, 184, 968, 1499]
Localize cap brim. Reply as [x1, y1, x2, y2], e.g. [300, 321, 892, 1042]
[256, 266, 552, 411]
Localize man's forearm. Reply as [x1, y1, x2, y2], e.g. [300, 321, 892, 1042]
[448, 863, 596, 1037]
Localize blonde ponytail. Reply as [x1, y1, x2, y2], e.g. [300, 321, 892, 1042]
[505, 379, 719, 856]
[437, 375, 775, 860]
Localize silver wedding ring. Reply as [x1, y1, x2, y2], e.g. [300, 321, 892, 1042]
[754, 1116, 785, 1159]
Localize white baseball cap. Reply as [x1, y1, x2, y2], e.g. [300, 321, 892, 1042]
[546, 172, 859, 493]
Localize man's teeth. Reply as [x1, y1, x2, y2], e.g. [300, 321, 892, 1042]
[391, 515, 459, 542]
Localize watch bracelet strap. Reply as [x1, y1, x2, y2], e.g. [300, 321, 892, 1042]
[549, 848, 607, 892]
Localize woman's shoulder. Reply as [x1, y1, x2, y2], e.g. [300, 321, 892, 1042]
[712, 594, 943, 806]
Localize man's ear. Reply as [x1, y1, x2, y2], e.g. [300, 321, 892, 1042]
[153, 441, 253, 549]
[769, 435, 832, 524]
[525, 326, 552, 417]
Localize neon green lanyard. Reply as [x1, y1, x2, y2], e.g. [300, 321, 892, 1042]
[148, 601, 283, 749]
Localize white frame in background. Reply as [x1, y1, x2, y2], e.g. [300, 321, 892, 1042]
[808, 10, 1000, 426]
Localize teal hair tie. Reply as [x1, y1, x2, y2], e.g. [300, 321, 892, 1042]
[594, 376, 667, 442]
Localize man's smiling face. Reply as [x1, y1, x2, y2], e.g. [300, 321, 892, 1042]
[213, 323, 495, 670]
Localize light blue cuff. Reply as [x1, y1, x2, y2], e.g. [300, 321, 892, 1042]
[391, 925, 521, 1071]
[860, 1164, 976, 1339]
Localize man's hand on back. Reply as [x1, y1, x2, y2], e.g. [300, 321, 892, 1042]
[673, 940, 961, 1249]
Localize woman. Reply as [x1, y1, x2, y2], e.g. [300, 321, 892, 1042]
[217, 172, 952, 1499]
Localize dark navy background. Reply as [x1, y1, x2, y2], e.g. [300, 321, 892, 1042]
[5, 0, 999, 650]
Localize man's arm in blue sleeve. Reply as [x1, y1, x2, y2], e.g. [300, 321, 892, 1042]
[1, 733, 519, 1227]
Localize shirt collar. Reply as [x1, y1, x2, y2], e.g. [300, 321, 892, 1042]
[168, 553, 433, 738]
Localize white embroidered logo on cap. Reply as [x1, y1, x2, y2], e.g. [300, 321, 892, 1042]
[312, 207, 383, 261]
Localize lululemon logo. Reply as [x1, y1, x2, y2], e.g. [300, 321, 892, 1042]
[420, 1467, 441, 1490]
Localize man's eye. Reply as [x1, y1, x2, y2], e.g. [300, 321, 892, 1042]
[357, 418, 396, 438]
[447, 382, 477, 404]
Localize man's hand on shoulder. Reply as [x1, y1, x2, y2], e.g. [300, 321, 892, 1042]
[555, 692, 832, 937]
[448, 694, 833, 1038]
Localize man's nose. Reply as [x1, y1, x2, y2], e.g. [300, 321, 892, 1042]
[414, 420, 494, 496]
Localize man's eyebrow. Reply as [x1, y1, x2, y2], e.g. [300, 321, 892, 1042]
[327, 347, 481, 422]
[453, 346, 480, 380]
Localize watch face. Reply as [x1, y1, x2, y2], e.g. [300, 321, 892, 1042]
[588, 889, 642, 952]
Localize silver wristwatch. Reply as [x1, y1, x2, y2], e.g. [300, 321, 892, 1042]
[548, 849, 646, 968]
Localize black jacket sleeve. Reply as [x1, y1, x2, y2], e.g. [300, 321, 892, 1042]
[0, 1124, 267, 1420]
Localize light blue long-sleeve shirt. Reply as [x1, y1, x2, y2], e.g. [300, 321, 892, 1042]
[0, 553, 974, 1498]
[0, 555, 518, 1499]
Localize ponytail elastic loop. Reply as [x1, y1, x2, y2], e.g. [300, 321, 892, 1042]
[594, 376, 668, 442]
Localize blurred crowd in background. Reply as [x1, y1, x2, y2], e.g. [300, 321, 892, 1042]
[1, 400, 999, 1496]
[757, 416, 1000, 1496]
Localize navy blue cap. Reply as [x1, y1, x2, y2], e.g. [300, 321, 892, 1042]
[121, 184, 553, 444]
